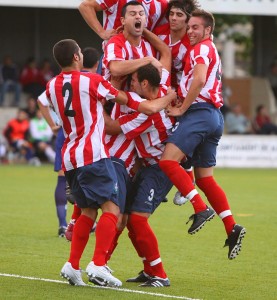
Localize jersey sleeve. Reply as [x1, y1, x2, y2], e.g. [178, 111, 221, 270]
[125, 91, 145, 111]
[95, 74, 119, 101]
[193, 43, 210, 66]
[118, 111, 153, 140]
[37, 91, 49, 106]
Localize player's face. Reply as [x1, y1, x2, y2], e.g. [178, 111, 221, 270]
[169, 7, 188, 32]
[121, 5, 146, 37]
[187, 16, 211, 46]
[130, 72, 144, 96]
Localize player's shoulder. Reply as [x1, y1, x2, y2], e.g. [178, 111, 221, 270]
[153, 23, 169, 35]
[107, 33, 125, 45]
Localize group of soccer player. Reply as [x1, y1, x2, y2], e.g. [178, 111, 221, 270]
[40, 0, 246, 288]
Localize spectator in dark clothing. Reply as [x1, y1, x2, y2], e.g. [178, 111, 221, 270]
[23, 96, 38, 119]
[0, 55, 22, 106]
[253, 104, 277, 134]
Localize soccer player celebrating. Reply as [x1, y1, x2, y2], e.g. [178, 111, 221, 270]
[79, 0, 168, 42]
[154, 0, 200, 205]
[159, 10, 246, 259]
[41, 38, 176, 286]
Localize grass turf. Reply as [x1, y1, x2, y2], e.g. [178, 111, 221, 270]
[0, 165, 276, 299]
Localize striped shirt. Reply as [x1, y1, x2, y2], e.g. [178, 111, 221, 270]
[45, 71, 120, 171]
[119, 89, 174, 166]
[154, 23, 190, 90]
[179, 38, 223, 108]
[96, 0, 168, 31]
[102, 33, 156, 84]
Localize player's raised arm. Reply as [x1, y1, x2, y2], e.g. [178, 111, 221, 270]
[143, 28, 172, 72]
[79, 0, 117, 40]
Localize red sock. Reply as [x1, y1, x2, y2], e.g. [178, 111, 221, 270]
[185, 167, 195, 185]
[93, 212, 117, 266]
[127, 222, 153, 276]
[105, 229, 123, 263]
[129, 214, 167, 278]
[69, 214, 94, 269]
[159, 160, 206, 213]
[196, 176, 235, 235]
[71, 203, 82, 221]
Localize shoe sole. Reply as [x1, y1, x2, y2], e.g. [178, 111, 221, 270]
[87, 273, 121, 287]
[60, 272, 86, 286]
[188, 211, 216, 235]
[126, 277, 149, 283]
[228, 228, 247, 260]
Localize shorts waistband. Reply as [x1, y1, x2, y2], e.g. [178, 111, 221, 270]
[111, 156, 125, 168]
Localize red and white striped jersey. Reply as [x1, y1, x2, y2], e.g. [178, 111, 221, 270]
[178, 38, 223, 108]
[96, 0, 168, 31]
[105, 132, 137, 175]
[119, 89, 175, 166]
[110, 68, 170, 123]
[102, 33, 157, 84]
[154, 23, 190, 90]
[105, 92, 145, 175]
[45, 71, 120, 171]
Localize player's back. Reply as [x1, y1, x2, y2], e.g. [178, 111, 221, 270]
[46, 71, 119, 171]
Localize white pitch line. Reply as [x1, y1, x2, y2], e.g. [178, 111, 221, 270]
[0, 273, 201, 300]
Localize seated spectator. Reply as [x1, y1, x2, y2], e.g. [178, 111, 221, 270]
[29, 109, 56, 163]
[3, 109, 39, 165]
[38, 58, 55, 89]
[253, 104, 277, 134]
[0, 55, 22, 106]
[20, 57, 45, 98]
[225, 103, 253, 134]
[24, 96, 38, 119]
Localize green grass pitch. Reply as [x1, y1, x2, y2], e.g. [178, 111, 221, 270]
[0, 165, 276, 299]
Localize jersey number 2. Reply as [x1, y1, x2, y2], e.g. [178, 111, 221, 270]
[63, 82, 76, 117]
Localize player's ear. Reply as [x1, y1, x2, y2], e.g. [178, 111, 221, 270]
[120, 16, 125, 26]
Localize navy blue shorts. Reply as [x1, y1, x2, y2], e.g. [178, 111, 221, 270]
[127, 164, 173, 214]
[54, 128, 65, 172]
[167, 103, 224, 168]
[111, 157, 132, 214]
[65, 158, 119, 209]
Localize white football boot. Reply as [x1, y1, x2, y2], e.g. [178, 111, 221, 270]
[173, 191, 190, 206]
[60, 262, 86, 286]
[86, 261, 122, 287]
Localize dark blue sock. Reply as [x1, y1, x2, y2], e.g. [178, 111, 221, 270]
[55, 176, 67, 227]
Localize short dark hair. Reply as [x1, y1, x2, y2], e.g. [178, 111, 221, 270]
[166, 0, 200, 20]
[136, 63, 161, 88]
[191, 9, 215, 34]
[121, 1, 144, 17]
[82, 47, 100, 68]
[53, 39, 79, 68]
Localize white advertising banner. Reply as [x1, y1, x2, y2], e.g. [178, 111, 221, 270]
[216, 135, 277, 168]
